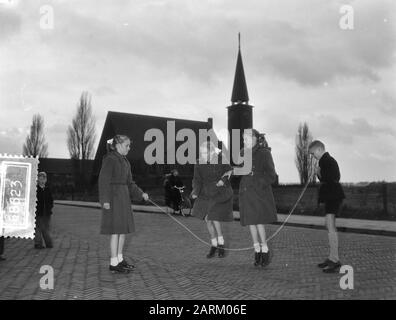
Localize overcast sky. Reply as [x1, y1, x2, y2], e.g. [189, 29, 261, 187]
[0, 0, 395, 183]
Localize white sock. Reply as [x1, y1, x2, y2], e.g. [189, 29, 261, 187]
[217, 236, 224, 245]
[211, 238, 218, 247]
[117, 254, 123, 263]
[328, 232, 339, 262]
[253, 243, 261, 253]
[261, 243, 269, 253]
[110, 257, 118, 266]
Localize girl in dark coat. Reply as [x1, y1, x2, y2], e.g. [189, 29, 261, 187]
[226, 129, 278, 267]
[99, 135, 149, 273]
[191, 141, 234, 258]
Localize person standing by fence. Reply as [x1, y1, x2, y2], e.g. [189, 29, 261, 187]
[34, 172, 54, 249]
[0, 237, 5, 261]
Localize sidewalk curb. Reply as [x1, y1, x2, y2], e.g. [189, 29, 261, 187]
[54, 201, 396, 237]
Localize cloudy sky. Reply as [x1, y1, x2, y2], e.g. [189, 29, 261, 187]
[0, 0, 395, 183]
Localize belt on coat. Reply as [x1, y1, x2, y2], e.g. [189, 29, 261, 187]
[110, 182, 128, 185]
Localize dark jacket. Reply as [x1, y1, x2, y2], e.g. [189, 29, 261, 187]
[36, 185, 54, 217]
[164, 174, 184, 207]
[317, 152, 345, 202]
[192, 159, 232, 202]
[191, 154, 234, 221]
[168, 175, 184, 189]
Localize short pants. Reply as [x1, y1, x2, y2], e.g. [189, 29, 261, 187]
[318, 200, 343, 217]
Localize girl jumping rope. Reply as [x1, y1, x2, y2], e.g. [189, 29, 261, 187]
[191, 141, 234, 258]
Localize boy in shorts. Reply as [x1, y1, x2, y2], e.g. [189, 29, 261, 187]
[309, 140, 345, 273]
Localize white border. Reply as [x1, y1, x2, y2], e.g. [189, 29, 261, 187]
[0, 163, 5, 234]
[1, 161, 32, 229]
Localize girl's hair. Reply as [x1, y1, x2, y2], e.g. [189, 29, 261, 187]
[106, 135, 130, 153]
[251, 129, 260, 141]
[243, 129, 260, 144]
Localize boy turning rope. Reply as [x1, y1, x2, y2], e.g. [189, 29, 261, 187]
[309, 140, 345, 273]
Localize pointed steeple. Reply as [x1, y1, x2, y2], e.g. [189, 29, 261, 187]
[231, 33, 249, 104]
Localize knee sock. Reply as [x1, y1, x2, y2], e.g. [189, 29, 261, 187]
[110, 257, 119, 266]
[253, 243, 261, 253]
[211, 238, 218, 247]
[260, 242, 269, 253]
[217, 236, 224, 245]
[117, 254, 123, 263]
[328, 231, 339, 262]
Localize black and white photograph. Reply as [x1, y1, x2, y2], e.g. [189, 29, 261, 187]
[0, 0, 395, 308]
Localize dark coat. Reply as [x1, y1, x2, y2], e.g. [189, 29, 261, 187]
[98, 151, 144, 234]
[164, 174, 184, 208]
[191, 157, 234, 222]
[317, 152, 345, 203]
[0, 237, 4, 256]
[238, 144, 278, 226]
[36, 185, 54, 217]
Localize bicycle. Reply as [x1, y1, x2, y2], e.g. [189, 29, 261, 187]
[173, 186, 192, 217]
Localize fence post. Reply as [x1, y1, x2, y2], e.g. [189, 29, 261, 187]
[382, 183, 388, 216]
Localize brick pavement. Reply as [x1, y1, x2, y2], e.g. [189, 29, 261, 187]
[0, 204, 395, 300]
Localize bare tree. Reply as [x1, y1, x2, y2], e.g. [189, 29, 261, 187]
[67, 91, 96, 160]
[23, 114, 49, 158]
[295, 122, 316, 185]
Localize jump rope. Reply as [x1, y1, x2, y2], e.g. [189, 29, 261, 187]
[147, 175, 312, 252]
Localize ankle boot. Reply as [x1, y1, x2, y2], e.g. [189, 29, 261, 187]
[206, 246, 217, 258]
[254, 251, 261, 266]
[218, 245, 225, 258]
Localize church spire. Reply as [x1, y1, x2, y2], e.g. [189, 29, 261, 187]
[231, 32, 249, 104]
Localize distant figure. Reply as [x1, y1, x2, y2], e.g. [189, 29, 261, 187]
[309, 140, 345, 273]
[191, 141, 234, 259]
[163, 173, 172, 207]
[230, 129, 278, 267]
[34, 172, 54, 249]
[0, 237, 5, 261]
[164, 169, 184, 212]
[99, 135, 149, 274]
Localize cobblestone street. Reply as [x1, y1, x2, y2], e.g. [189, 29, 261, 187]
[0, 204, 395, 300]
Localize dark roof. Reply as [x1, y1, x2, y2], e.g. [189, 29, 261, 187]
[38, 158, 94, 175]
[231, 34, 249, 104]
[93, 111, 212, 174]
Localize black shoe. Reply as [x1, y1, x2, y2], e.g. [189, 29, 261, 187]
[34, 245, 45, 249]
[254, 252, 261, 266]
[218, 245, 225, 258]
[323, 261, 342, 273]
[207, 246, 217, 259]
[261, 250, 271, 267]
[109, 264, 130, 274]
[0, 256, 5, 262]
[118, 260, 135, 270]
[317, 259, 332, 268]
